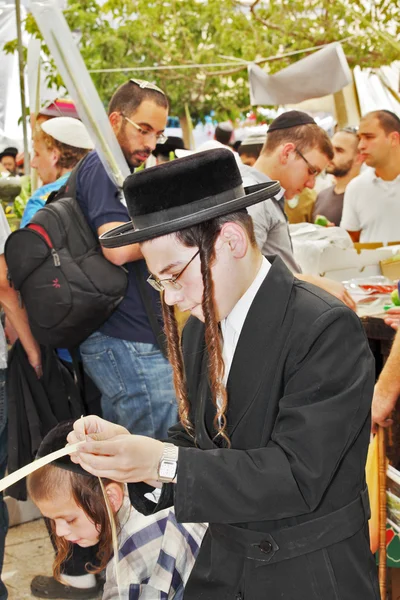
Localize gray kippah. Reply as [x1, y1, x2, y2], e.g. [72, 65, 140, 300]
[240, 133, 266, 147]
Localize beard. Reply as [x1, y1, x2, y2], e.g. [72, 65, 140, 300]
[326, 158, 353, 178]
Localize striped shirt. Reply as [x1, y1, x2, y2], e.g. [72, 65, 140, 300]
[103, 495, 207, 600]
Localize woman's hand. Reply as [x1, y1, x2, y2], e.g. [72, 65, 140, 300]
[68, 420, 164, 483]
[67, 415, 129, 445]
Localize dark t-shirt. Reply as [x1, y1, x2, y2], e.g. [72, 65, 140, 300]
[312, 185, 344, 227]
[76, 151, 162, 343]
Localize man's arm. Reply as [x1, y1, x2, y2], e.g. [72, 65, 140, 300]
[0, 255, 41, 372]
[340, 182, 361, 243]
[295, 273, 356, 311]
[372, 327, 400, 432]
[97, 222, 143, 265]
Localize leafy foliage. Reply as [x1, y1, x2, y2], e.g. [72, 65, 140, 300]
[3, 0, 400, 120]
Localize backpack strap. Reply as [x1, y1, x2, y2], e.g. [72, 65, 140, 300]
[133, 261, 168, 359]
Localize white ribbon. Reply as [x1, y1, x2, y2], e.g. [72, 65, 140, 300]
[0, 442, 85, 493]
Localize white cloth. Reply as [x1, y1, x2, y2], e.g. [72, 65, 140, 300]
[340, 168, 400, 244]
[221, 256, 271, 384]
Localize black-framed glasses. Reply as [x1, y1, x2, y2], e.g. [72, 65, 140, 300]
[294, 147, 320, 177]
[121, 114, 167, 144]
[147, 250, 200, 292]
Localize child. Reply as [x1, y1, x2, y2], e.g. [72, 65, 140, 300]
[28, 422, 206, 600]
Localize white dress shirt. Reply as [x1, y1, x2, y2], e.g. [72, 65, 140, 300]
[220, 256, 271, 386]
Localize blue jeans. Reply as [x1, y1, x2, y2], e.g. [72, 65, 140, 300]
[0, 370, 8, 600]
[80, 332, 177, 439]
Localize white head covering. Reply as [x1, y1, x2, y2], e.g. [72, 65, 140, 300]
[41, 117, 94, 150]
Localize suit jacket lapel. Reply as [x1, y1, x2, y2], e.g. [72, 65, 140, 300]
[226, 256, 294, 438]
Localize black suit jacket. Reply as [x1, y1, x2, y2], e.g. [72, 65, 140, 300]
[129, 256, 379, 599]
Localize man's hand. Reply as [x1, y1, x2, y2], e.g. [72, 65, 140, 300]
[384, 307, 400, 331]
[297, 274, 357, 311]
[26, 342, 43, 379]
[371, 382, 397, 434]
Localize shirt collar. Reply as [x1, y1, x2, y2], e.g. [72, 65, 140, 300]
[221, 256, 271, 341]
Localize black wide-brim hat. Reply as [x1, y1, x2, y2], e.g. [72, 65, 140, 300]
[100, 148, 280, 248]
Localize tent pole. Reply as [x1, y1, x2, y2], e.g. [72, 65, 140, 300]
[15, 0, 30, 176]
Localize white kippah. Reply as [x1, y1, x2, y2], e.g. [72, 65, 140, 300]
[41, 117, 94, 150]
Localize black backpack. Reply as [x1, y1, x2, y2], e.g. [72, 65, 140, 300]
[4, 157, 128, 348]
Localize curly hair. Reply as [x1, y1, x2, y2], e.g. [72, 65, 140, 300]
[28, 465, 121, 581]
[33, 125, 89, 169]
[161, 210, 256, 447]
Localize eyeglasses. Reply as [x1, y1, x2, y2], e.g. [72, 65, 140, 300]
[147, 250, 200, 292]
[130, 78, 166, 96]
[341, 126, 359, 134]
[121, 114, 167, 144]
[294, 147, 320, 177]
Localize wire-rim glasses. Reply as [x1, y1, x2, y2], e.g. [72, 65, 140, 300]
[147, 250, 200, 292]
[121, 114, 168, 144]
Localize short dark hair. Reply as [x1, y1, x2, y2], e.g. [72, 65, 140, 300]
[214, 124, 233, 145]
[363, 110, 400, 136]
[108, 80, 169, 116]
[263, 123, 334, 160]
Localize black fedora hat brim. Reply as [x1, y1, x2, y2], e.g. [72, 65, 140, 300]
[100, 180, 280, 248]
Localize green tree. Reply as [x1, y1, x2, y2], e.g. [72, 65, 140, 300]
[4, 0, 400, 122]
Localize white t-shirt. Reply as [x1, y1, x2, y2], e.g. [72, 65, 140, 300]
[340, 168, 400, 243]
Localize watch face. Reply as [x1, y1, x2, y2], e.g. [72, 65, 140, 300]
[159, 460, 177, 480]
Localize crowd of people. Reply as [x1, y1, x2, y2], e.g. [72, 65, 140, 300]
[0, 79, 399, 600]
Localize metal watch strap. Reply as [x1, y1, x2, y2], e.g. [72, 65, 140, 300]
[157, 442, 179, 483]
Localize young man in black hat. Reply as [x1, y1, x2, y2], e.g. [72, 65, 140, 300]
[69, 148, 378, 600]
[0, 147, 18, 176]
[242, 110, 356, 309]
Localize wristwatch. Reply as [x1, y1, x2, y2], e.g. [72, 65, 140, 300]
[157, 443, 179, 483]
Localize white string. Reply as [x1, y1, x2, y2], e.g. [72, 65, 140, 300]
[87, 37, 355, 74]
[79, 417, 122, 600]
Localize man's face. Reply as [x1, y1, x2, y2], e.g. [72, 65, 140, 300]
[111, 100, 168, 169]
[240, 153, 257, 167]
[1, 156, 16, 173]
[326, 131, 359, 177]
[282, 147, 329, 199]
[30, 138, 59, 184]
[358, 115, 392, 168]
[142, 233, 239, 323]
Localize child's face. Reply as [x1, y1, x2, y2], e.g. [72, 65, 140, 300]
[37, 495, 100, 548]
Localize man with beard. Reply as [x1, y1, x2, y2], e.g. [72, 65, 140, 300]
[74, 79, 177, 442]
[312, 128, 362, 226]
[341, 110, 400, 243]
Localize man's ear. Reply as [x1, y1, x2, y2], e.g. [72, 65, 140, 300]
[109, 112, 123, 136]
[218, 222, 248, 258]
[105, 482, 124, 513]
[280, 142, 296, 165]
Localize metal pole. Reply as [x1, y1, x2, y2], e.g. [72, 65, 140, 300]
[15, 0, 30, 176]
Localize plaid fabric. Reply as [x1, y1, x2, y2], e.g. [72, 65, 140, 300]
[103, 495, 207, 599]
